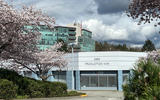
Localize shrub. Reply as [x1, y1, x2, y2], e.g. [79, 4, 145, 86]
[46, 82, 67, 97]
[25, 80, 44, 98]
[0, 79, 18, 100]
[0, 68, 28, 95]
[25, 80, 67, 98]
[123, 60, 160, 100]
[0, 68, 68, 98]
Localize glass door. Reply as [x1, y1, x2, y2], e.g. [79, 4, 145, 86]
[80, 74, 117, 90]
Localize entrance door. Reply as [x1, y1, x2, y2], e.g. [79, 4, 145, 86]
[80, 74, 117, 90]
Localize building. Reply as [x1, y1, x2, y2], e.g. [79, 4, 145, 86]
[37, 23, 95, 52]
[22, 51, 147, 91]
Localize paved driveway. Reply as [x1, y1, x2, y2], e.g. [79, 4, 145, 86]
[19, 91, 124, 100]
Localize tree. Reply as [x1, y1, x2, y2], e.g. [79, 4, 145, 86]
[0, 0, 66, 81]
[142, 39, 156, 51]
[123, 51, 160, 99]
[128, 0, 160, 26]
[2, 43, 67, 81]
[57, 39, 68, 52]
[95, 41, 141, 52]
[0, 0, 55, 60]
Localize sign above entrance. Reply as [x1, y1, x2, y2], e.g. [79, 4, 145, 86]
[85, 62, 110, 66]
[85, 58, 110, 66]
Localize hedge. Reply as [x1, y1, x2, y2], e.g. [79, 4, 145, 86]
[0, 79, 18, 100]
[0, 68, 67, 99]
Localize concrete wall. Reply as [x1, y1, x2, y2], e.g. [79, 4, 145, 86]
[19, 51, 147, 91]
[77, 51, 147, 70]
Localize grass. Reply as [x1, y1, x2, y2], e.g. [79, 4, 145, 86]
[67, 91, 86, 96]
[15, 91, 86, 99]
[16, 95, 29, 99]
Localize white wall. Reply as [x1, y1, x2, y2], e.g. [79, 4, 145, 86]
[78, 51, 147, 70]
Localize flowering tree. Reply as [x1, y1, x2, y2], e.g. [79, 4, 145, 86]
[2, 43, 67, 81]
[128, 0, 160, 26]
[0, 0, 69, 81]
[0, 0, 55, 60]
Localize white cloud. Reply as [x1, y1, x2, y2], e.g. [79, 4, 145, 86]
[83, 13, 158, 43]
[83, 19, 128, 40]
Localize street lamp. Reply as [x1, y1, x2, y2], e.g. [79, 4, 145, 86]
[68, 42, 77, 53]
[68, 42, 77, 70]
[68, 42, 77, 90]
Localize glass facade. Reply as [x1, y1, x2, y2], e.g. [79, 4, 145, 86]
[80, 74, 117, 88]
[52, 71, 66, 83]
[23, 71, 32, 78]
[78, 29, 95, 51]
[80, 71, 117, 89]
[123, 70, 130, 84]
[37, 25, 95, 52]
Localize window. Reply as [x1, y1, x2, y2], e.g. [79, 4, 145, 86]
[23, 71, 32, 78]
[80, 73, 117, 88]
[52, 71, 66, 83]
[63, 28, 67, 33]
[107, 75, 117, 87]
[123, 74, 129, 84]
[99, 75, 107, 87]
[78, 38, 83, 42]
[45, 34, 53, 36]
[40, 39, 45, 45]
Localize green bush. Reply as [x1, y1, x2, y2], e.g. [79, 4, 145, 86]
[0, 68, 68, 98]
[25, 80, 44, 98]
[123, 60, 160, 100]
[0, 68, 28, 95]
[49, 82, 67, 97]
[0, 79, 18, 100]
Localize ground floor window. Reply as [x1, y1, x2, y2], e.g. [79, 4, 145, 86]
[52, 71, 66, 83]
[23, 71, 32, 78]
[80, 71, 117, 89]
[123, 70, 130, 84]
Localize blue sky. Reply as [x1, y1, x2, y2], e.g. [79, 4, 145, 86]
[7, 0, 160, 48]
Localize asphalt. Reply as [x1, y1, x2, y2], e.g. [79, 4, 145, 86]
[17, 91, 124, 100]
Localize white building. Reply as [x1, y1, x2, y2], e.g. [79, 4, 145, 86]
[24, 51, 147, 91]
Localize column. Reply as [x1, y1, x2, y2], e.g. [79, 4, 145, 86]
[75, 70, 80, 90]
[118, 70, 123, 91]
[66, 71, 74, 90]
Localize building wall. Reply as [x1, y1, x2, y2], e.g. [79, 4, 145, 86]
[78, 29, 95, 51]
[77, 51, 147, 70]
[20, 51, 147, 91]
[64, 51, 147, 91]
[37, 25, 95, 52]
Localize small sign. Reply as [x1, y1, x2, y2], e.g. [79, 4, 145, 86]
[85, 62, 109, 65]
[85, 58, 109, 66]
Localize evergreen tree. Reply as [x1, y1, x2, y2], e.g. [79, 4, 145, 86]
[95, 41, 141, 52]
[57, 39, 68, 52]
[142, 39, 156, 51]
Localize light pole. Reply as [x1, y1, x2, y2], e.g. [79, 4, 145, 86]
[68, 42, 77, 90]
[68, 42, 77, 53]
[68, 42, 77, 70]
